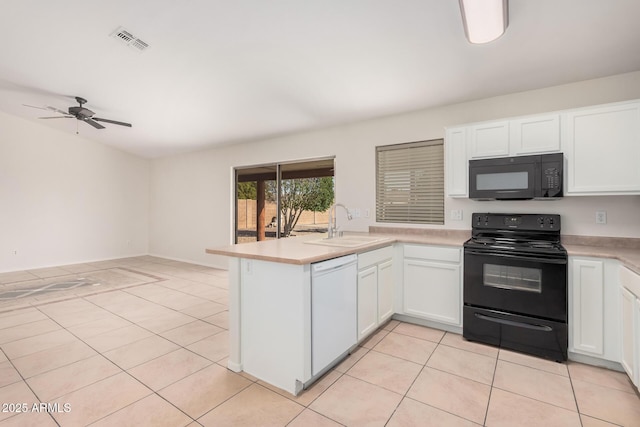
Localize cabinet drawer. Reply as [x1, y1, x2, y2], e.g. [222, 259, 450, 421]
[620, 266, 640, 297]
[403, 244, 460, 262]
[358, 246, 394, 270]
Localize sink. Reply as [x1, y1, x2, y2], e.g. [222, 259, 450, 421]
[304, 235, 390, 248]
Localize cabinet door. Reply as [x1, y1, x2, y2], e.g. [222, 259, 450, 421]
[403, 259, 461, 325]
[469, 121, 509, 159]
[510, 114, 560, 155]
[377, 260, 394, 323]
[357, 266, 378, 341]
[564, 102, 640, 194]
[445, 127, 468, 197]
[571, 259, 604, 355]
[620, 286, 636, 382]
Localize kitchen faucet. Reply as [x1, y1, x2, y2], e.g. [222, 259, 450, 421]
[328, 203, 353, 238]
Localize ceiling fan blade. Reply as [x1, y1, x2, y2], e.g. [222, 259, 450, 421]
[23, 104, 49, 111]
[39, 116, 73, 119]
[84, 118, 105, 129]
[92, 117, 132, 127]
[46, 106, 71, 115]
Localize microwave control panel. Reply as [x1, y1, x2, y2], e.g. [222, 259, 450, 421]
[543, 167, 561, 190]
[540, 153, 563, 197]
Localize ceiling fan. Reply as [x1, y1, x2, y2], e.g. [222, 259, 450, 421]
[24, 96, 132, 129]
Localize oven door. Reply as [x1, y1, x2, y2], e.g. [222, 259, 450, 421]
[463, 249, 567, 321]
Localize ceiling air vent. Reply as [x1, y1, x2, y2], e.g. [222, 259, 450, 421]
[110, 26, 150, 52]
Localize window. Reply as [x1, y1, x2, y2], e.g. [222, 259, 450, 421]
[376, 139, 444, 224]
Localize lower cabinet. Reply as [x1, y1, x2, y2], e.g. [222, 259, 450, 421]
[620, 266, 640, 388]
[377, 259, 394, 323]
[357, 247, 394, 341]
[357, 265, 378, 340]
[569, 257, 620, 362]
[402, 245, 462, 326]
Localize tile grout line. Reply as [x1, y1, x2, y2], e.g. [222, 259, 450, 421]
[0, 341, 62, 427]
[24, 281, 221, 425]
[482, 348, 501, 426]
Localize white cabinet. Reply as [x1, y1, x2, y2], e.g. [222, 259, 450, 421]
[570, 258, 604, 355]
[402, 245, 462, 326]
[378, 259, 394, 323]
[620, 266, 640, 388]
[621, 286, 636, 384]
[357, 246, 394, 341]
[445, 126, 468, 197]
[446, 113, 561, 197]
[357, 266, 378, 340]
[563, 101, 640, 195]
[510, 114, 561, 155]
[569, 257, 620, 362]
[465, 115, 561, 159]
[469, 121, 510, 158]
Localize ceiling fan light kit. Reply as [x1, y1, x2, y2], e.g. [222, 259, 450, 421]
[459, 0, 509, 44]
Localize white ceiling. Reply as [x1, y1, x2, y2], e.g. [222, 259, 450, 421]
[1, 1, 639, 159]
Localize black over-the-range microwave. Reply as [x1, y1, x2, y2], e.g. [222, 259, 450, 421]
[468, 153, 563, 200]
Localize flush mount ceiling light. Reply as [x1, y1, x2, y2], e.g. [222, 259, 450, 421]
[459, 0, 509, 44]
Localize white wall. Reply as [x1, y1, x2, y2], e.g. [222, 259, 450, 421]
[150, 71, 640, 269]
[0, 111, 149, 273]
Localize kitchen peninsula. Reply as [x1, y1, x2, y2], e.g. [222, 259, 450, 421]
[206, 230, 468, 395]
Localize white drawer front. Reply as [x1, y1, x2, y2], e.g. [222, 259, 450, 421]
[358, 246, 394, 269]
[403, 244, 460, 262]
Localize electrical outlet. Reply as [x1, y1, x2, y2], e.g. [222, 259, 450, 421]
[450, 210, 463, 221]
[595, 211, 607, 224]
[353, 208, 361, 218]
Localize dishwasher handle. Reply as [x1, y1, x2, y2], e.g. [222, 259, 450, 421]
[312, 254, 357, 273]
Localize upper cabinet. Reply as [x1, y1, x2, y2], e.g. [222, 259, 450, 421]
[445, 99, 640, 198]
[510, 114, 561, 155]
[445, 127, 468, 197]
[563, 101, 640, 195]
[445, 113, 561, 197]
[469, 121, 510, 158]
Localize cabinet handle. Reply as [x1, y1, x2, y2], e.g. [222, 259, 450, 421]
[474, 313, 553, 332]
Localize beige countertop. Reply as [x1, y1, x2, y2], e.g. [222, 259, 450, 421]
[206, 228, 469, 265]
[561, 234, 640, 275]
[206, 227, 640, 274]
[564, 245, 640, 275]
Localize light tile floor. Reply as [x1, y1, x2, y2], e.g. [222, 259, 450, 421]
[0, 256, 639, 426]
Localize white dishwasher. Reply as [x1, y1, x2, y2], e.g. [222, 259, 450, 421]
[311, 254, 358, 377]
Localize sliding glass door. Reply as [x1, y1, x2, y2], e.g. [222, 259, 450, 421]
[234, 158, 334, 244]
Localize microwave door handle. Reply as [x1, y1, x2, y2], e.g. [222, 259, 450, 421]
[464, 249, 567, 264]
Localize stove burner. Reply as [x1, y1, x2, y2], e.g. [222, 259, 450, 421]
[473, 237, 495, 244]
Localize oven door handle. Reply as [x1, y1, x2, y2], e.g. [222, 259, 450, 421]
[464, 249, 567, 265]
[474, 313, 553, 332]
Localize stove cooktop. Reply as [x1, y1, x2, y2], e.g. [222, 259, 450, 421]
[466, 213, 566, 258]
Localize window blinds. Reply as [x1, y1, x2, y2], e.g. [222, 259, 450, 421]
[376, 139, 444, 224]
